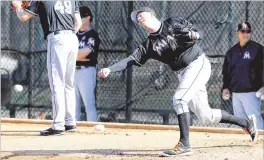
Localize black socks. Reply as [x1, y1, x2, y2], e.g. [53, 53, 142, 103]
[177, 112, 191, 147]
[220, 110, 248, 128]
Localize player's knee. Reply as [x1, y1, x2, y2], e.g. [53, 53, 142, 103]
[172, 97, 189, 115]
[199, 109, 222, 123]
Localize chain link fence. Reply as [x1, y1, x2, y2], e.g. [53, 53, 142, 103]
[1, 1, 264, 127]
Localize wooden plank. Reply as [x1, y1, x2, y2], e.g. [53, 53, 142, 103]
[1, 118, 263, 135]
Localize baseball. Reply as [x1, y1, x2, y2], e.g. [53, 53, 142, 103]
[256, 91, 262, 98]
[93, 124, 105, 131]
[14, 84, 23, 92]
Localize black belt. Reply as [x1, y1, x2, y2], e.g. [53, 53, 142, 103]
[53, 30, 74, 35]
[76, 66, 91, 70]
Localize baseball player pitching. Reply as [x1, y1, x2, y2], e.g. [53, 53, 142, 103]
[12, 1, 82, 136]
[98, 7, 258, 156]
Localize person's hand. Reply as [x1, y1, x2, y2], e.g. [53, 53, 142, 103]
[222, 88, 230, 100]
[256, 87, 264, 100]
[258, 86, 264, 94]
[97, 68, 111, 78]
[188, 30, 200, 40]
[11, 1, 22, 9]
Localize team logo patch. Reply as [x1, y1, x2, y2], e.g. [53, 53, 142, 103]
[87, 38, 95, 46]
[242, 23, 248, 30]
[243, 51, 250, 59]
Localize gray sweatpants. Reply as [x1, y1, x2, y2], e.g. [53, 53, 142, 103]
[232, 92, 264, 129]
[47, 31, 79, 130]
[74, 66, 97, 121]
[173, 54, 222, 123]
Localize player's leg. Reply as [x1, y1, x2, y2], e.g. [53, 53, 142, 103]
[161, 54, 210, 157]
[74, 70, 82, 121]
[78, 67, 98, 122]
[64, 33, 79, 128]
[189, 85, 222, 124]
[241, 92, 263, 130]
[232, 93, 247, 118]
[190, 88, 258, 142]
[41, 34, 68, 136]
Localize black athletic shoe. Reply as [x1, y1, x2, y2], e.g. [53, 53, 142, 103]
[159, 142, 193, 157]
[65, 125, 76, 132]
[40, 128, 64, 136]
[243, 115, 258, 143]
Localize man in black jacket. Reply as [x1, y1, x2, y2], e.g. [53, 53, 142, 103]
[222, 22, 264, 129]
[98, 7, 258, 157]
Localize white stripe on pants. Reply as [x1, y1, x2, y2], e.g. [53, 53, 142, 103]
[74, 67, 97, 121]
[232, 92, 264, 129]
[173, 54, 222, 123]
[47, 32, 78, 130]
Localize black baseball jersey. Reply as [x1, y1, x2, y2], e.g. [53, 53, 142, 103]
[130, 17, 203, 71]
[25, 1, 79, 39]
[76, 29, 100, 67]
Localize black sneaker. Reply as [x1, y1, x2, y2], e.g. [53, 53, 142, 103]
[243, 115, 258, 143]
[160, 142, 193, 157]
[65, 125, 76, 132]
[40, 128, 64, 136]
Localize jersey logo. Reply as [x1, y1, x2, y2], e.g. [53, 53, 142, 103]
[87, 38, 95, 47]
[153, 39, 169, 56]
[243, 52, 250, 59]
[79, 41, 86, 48]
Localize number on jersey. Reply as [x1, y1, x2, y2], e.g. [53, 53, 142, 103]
[55, 1, 72, 14]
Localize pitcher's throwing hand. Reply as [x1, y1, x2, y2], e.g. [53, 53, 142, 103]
[98, 68, 111, 78]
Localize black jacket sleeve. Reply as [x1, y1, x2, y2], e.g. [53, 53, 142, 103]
[129, 39, 151, 67]
[108, 39, 151, 72]
[222, 51, 230, 89]
[168, 17, 204, 40]
[262, 47, 264, 86]
[261, 46, 264, 86]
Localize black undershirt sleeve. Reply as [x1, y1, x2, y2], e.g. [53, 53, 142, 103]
[108, 57, 136, 72]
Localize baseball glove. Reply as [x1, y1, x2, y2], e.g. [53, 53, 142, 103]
[10, 1, 31, 12]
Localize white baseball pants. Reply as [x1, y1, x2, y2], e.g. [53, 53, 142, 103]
[174, 54, 222, 123]
[232, 92, 264, 129]
[47, 31, 78, 130]
[74, 67, 97, 121]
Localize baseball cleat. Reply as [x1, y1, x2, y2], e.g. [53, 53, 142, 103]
[40, 128, 64, 136]
[65, 125, 77, 132]
[243, 115, 258, 143]
[159, 142, 193, 157]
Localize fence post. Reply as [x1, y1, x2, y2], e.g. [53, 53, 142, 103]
[126, 1, 134, 123]
[245, 1, 250, 22]
[28, 19, 34, 119]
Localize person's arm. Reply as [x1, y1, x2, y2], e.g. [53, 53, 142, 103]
[12, 1, 36, 22]
[170, 17, 203, 40]
[98, 40, 151, 78]
[74, 2, 82, 33]
[77, 48, 92, 60]
[108, 57, 136, 72]
[255, 46, 264, 94]
[261, 46, 264, 87]
[222, 52, 229, 90]
[77, 32, 100, 61]
[109, 39, 151, 72]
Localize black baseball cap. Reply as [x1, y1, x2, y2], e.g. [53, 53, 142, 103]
[80, 6, 93, 21]
[237, 22, 251, 31]
[131, 7, 156, 23]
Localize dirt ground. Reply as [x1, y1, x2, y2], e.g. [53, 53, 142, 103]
[1, 123, 264, 160]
